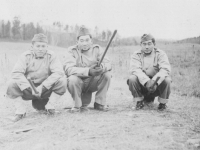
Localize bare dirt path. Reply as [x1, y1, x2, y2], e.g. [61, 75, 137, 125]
[0, 77, 200, 150]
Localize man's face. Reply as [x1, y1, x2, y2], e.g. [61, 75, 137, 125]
[32, 42, 48, 57]
[77, 35, 92, 51]
[141, 40, 155, 54]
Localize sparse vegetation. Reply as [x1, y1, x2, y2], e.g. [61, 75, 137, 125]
[0, 42, 200, 149]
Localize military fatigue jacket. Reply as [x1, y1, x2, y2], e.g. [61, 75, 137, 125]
[129, 48, 171, 86]
[63, 44, 112, 77]
[11, 50, 64, 91]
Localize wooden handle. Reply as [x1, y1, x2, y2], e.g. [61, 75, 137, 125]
[27, 77, 39, 94]
[97, 30, 117, 67]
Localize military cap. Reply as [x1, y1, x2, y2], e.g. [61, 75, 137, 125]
[32, 33, 48, 44]
[77, 26, 92, 39]
[141, 34, 155, 43]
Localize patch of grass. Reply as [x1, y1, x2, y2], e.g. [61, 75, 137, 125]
[107, 43, 200, 98]
[0, 42, 200, 98]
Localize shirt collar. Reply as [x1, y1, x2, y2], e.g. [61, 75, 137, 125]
[137, 48, 157, 54]
[31, 50, 46, 59]
[76, 45, 91, 53]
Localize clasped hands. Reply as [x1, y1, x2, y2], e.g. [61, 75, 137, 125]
[89, 62, 104, 77]
[145, 79, 158, 93]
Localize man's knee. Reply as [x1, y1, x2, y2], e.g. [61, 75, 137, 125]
[102, 72, 111, 82]
[128, 75, 138, 85]
[53, 77, 67, 95]
[7, 80, 18, 89]
[68, 75, 82, 87]
[162, 77, 171, 86]
[57, 77, 67, 87]
[6, 80, 21, 99]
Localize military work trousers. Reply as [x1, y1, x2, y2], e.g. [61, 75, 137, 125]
[67, 72, 111, 108]
[6, 77, 67, 110]
[128, 75, 171, 104]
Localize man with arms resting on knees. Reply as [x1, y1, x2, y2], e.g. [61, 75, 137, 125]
[6, 33, 67, 121]
[127, 34, 171, 111]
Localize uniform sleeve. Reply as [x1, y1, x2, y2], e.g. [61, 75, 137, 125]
[63, 48, 90, 77]
[152, 51, 171, 85]
[129, 53, 150, 86]
[42, 54, 65, 89]
[11, 55, 30, 91]
[97, 46, 112, 71]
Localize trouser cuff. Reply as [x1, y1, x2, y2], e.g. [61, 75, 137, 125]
[14, 97, 26, 114]
[45, 92, 61, 109]
[95, 99, 106, 105]
[134, 97, 144, 102]
[158, 97, 168, 104]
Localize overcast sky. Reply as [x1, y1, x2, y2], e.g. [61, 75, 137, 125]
[1, 0, 200, 40]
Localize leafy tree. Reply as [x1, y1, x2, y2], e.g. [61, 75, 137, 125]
[1, 20, 5, 38]
[22, 24, 26, 40]
[4, 21, 11, 38]
[107, 30, 112, 40]
[25, 22, 36, 39]
[64, 24, 69, 32]
[12, 17, 21, 39]
[94, 26, 98, 38]
[36, 23, 43, 34]
[74, 24, 79, 34]
[102, 30, 106, 41]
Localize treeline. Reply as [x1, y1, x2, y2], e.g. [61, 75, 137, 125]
[0, 17, 44, 41]
[177, 36, 200, 44]
[0, 17, 138, 47]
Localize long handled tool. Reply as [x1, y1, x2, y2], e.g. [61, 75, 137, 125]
[27, 77, 38, 94]
[84, 30, 117, 93]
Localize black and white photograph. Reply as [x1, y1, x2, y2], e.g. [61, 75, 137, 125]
[0, 0, 200, 149]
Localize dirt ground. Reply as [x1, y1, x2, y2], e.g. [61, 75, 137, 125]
[0, 76, 200, 150]
[0, 42, 200, 150]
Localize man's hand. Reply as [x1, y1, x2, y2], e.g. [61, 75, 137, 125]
[145, 80, 158, 93]
[89, 64, 103, 76]
[32, 85, 43, 98]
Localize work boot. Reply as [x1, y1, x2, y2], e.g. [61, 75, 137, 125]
[45, 109, 56, 115]
[13, 113, 26, 122]
[135, 101, 144, 110]
[70, 107, 80, 113]
[158, 103, 167, 111]
[32, 98, 49, 110]
[80, 106, 90, 112]
[94, 102, 109, 111]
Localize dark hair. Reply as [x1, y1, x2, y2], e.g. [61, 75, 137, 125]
[141, 34, 155, 45]
[77, 34, 92, 40]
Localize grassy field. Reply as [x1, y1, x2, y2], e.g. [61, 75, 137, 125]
[109, 43, 200, 97]
[0, 42, 200, 149]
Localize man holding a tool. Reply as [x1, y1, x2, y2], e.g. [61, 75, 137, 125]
[6, 33, 67, 121]
[127, 34, 171, 111]
[63, 26, 112, 112]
